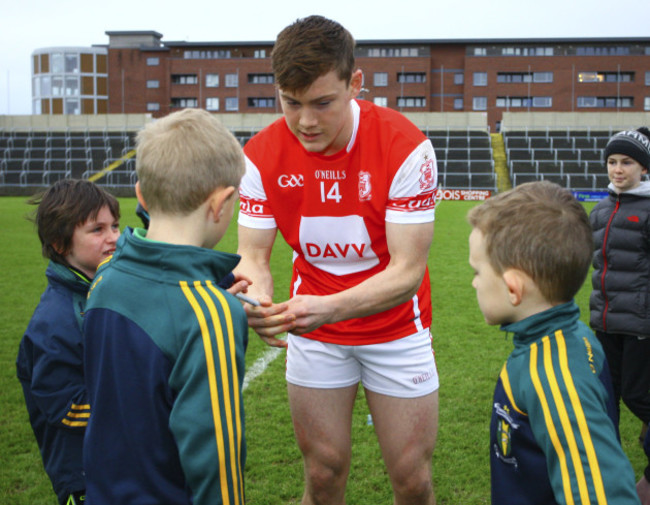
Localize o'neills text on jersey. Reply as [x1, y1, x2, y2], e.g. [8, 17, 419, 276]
[315, 170, 346, 180]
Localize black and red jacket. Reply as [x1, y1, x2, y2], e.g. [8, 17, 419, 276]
[589, 181, 650, 336]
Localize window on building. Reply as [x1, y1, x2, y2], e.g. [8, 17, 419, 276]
[248, 73, 274, 84]
[146, 102, 160, 111]
[534, 72, 553, 83]
[373, 97, 388, 107]
[473, 72, 487, 86]
[532, 96, 552, 107]
[367, 47, 422, 57]
[397, 72, 426, 83]
[170, 97, 198, 108]
[206, 74, 219, 88]
[473, 47, 486, 56]
[577, 46, 630, 56]
[645, 97, 650, 111]
[146, 57, 160, 66]
[65, 54, 78, 73]
[578, 71, 635, 83]
[183, 50, 231, 59]
[577, 96, 633, 108]
[397, 96, 426, 108]
[454, 73, 464, 85]
[454, 98, 463, 110]
[497, 71, 554, 83]
[172, 74, 198, 85]
[225, 73, 239, 87]
[254, 50, 266, 58]
[473, 96, 487, 110]
[248, 97, 276, 108]
[645, 71, 650, 85]
[146, 80, 160, 89]
[374, 72, 388, 87]
[225, 97, 238, 111]
[206, 97, 220, 111]
[51, 53, 64, 73]
[64, 77, 78, 96]
[41, 76, 51, 96]
[495, 96, 552, 108]
[65, 98, 80, 115]
[52, 77, 63, 96]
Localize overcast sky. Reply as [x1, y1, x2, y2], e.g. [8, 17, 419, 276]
[1, 0, 649, 115]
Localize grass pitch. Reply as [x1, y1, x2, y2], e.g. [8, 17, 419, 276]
[0, 196, 646, 504]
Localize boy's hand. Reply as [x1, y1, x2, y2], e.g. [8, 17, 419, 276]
[243, 295, 295, 348]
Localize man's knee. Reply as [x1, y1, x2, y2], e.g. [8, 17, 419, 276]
[303, 447, 350, 497]
[389, 452, 433, 499]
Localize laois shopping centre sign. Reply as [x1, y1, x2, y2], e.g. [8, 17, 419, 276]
[435, 189, 609, 202]
[435, 189, 492, 201]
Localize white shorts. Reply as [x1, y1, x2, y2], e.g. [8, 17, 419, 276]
[286, 328, 439, 398]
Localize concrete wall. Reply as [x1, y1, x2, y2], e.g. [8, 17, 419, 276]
[1, 111, 490, 133]
[501, 112, 650, 131]
[0, 114, 153, 132]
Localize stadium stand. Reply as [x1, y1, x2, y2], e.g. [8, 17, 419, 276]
[6, 111, 648, 195]
[501, 111, 650, 191]
[1, 113, 498, 194]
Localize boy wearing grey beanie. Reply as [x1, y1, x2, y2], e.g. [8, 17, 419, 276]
[590, 126, 650, 505]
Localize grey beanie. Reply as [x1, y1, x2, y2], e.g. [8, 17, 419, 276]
[604, 129, 650, 170]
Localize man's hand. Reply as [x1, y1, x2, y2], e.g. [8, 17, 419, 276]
[243, 295, 295, 348]
[283, 294, 333, 335]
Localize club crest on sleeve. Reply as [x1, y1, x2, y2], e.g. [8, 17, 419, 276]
[358, 170, 372, 201]
[419, 155, 435, 191]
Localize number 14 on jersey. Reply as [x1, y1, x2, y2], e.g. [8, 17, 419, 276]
[320, 181, 342, 203]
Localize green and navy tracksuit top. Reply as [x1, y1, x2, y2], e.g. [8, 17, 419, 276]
[491, 301, 640, 505]
[16, 261, 90, 503]
[83, 228, 248, 505]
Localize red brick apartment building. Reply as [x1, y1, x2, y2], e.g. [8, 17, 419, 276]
[88, 32, 650, 131]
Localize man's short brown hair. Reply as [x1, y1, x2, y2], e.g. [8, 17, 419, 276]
[467, 181, 593, 304]
[271, 15, 356, 93]
[30, 179, 120, 264]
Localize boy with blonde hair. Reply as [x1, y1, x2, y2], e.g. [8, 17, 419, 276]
[467, 181, 641, 504]
[83, 108, 249, 505]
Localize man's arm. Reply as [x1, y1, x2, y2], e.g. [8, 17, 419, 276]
[235, 224, 295, 347]
[284, 220, 434, 335]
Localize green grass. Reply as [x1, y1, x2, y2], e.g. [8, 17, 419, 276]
[1, 196, 646, 504]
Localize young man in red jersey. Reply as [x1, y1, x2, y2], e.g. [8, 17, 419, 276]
[236, 15, 438, 505]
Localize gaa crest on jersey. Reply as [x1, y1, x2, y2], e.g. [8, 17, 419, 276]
[419, 156, 435, 191]
[497, 418, 512, 457]
[358, 171, 372, 201]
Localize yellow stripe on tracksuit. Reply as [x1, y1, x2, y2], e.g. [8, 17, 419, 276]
[499, 365, 526, 416]
[554, 331, 607, 505]
[206, 280, 245, 502]
[530, 332, 607, 505]
[180, 280, 243, 505]
[61, 403, 91, 427]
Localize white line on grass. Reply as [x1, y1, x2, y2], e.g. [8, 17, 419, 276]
[242, 346, 283, 391]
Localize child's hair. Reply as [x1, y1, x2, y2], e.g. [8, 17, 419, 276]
[135, 108, 245, 215]
[271, 15, 356, 93]
[604, 126, 650, 170]
[467, 181, 593, 304]
[29, 179, 120, 264]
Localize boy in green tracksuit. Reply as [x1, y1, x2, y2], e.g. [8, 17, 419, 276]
[83, 108, 251, 505]
[467, 181, 640, 505]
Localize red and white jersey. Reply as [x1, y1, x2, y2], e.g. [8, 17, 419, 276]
[239, 99, 437, 345]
